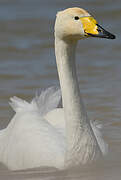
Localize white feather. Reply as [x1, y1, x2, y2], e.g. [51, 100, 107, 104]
[45, 109, 108, 156]
[90, 120, 108, 155]
[0, 8, 109, 170]
[9, 86, 61, 116]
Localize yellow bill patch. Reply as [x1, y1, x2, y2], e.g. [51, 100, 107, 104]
[80, 17, 98, 35]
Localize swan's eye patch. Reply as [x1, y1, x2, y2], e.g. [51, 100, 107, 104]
[74, 16, 79, 20]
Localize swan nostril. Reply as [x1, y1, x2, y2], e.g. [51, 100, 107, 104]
[98, 29, 102, 32]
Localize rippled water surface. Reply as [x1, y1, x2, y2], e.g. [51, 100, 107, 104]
[0, 0, 121, 179]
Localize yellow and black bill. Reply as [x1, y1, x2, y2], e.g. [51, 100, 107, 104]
[81, 16, 116, 39]
[87, 24, 116, 39]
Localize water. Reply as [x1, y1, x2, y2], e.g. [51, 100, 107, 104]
[0, 0, 121, 179]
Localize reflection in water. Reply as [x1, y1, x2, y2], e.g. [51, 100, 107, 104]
[0, 0, 120, 179]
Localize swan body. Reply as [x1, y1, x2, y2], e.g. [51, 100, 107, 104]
[0, 7, 115, 170]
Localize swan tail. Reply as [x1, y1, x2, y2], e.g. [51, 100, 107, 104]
[90, 120, 108, 156]
[9, 86, 61, 115]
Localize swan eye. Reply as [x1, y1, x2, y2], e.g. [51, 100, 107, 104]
[74, 16, 79, 20]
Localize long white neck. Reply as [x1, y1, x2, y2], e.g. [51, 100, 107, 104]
[55, 37, 100, 167]
[55, 38, 88, 129]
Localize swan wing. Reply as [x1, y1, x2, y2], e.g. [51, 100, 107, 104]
[44, 108, 65, 135]
[1, 87, 65, 170]
[9, 86, 61, 116]
[90, 120, 108, 155]
[45, 108, 108, 156]
[1, 111, 65, 170]
[32, 86, 61, 116]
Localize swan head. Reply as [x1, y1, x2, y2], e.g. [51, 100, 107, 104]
[55, 7, 115, 41]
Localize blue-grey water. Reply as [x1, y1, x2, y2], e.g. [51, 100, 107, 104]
[0, 0, 121, 179]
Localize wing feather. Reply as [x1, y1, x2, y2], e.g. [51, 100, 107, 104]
[9, 86, 61, 116]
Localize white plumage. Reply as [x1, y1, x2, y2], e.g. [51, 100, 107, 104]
[0, 86, 107, 170]
[0, 7, 114, 170]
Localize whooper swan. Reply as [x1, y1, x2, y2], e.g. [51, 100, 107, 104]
[0, 7, 115, 170]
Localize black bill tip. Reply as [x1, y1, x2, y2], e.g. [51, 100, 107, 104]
[87, 24, 116, 40]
